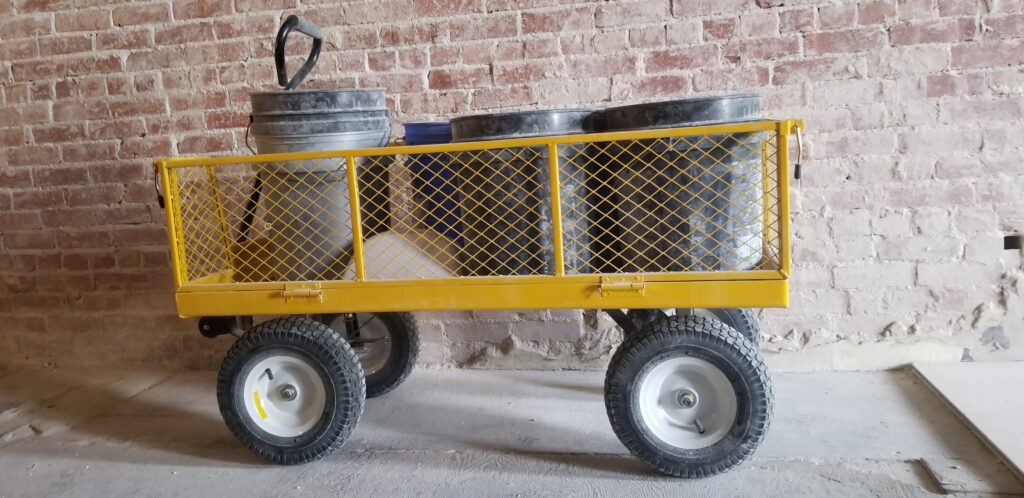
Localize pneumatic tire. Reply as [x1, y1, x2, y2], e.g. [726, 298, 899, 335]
[316, 312, 419, 398]
[217, 316, 365, 465]
[625, 308, 761, 344]
[605, 315, 773, 478]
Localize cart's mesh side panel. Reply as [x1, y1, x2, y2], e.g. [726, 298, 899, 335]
[560, 131, 781, 274]
[167, 126, 783, 285]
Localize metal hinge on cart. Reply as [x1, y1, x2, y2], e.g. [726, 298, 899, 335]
[280, 283, 324, 303]
[599, 275, 646, 297]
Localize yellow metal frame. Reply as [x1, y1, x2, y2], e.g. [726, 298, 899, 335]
[156, 119, 804, 317]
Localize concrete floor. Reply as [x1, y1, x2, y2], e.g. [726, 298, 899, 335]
[0, 367, 1021, 497]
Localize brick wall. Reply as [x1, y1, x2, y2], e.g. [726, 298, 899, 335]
[1, 0, 1023, 369]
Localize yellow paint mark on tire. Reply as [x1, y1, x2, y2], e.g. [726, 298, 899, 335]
[253, 390, 268, 420]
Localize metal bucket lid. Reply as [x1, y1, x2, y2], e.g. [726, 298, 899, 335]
[250, 88, 387, 113]
[603, 94, 761, 131]
[450, 109, 597, 142]
[251, 108, 389, 123]
[251, 117, 390, 136]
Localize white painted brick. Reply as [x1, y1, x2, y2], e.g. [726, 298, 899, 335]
[849, 289, 934, 315]
[876, 235, 963, 260]
[511, 319, 583, 341]
[953, 207, 999, 233]
[964, 235, 1006, 263]
[913, 208, 953, 234]
[831, 210, 872, 239]
[835, 262, 916, 289]
[872, 209, 914, 237]
[917, 262, 1002, 287]
[445, 322, 511, 342]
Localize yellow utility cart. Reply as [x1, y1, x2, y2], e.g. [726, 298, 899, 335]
[155, 118, 803, 477]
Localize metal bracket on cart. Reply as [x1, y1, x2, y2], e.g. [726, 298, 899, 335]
[199, 316, 252, 339]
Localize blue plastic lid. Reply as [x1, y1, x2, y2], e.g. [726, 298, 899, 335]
[404, 121, 452, 145]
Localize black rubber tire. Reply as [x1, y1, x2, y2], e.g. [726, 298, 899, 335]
[316, 312, 419, 398]
[625, 308, 761, 344]
[605, 315, 773, 478]
[217, 316, 365, 465]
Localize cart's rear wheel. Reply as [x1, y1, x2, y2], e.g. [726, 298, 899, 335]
[316, 312, 419, 398]
[625, 308, 761, 344]
[217, 316, 365, 465]
[605, 315, 772, 478]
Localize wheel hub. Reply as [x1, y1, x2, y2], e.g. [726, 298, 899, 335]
[241, 355, 327, 438]
[637, 356, 738, 450]
[279, 384, 298, 401]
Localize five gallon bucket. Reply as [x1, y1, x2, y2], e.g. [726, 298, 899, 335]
[250, 88, 390, 281]
[603, 94, 764, 272]
[450, 109, 596, 276]
[404, 122, 462, 244]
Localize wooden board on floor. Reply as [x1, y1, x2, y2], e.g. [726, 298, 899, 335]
[913, 362, 1024, 482]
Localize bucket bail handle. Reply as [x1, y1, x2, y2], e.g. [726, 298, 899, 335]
[275, 15, 323, 91]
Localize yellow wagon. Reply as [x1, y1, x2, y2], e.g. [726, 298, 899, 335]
[155, 118, 803, 477]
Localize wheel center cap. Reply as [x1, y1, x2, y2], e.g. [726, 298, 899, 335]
[279, 384, 298, 401]
[677, 389, 698, 409]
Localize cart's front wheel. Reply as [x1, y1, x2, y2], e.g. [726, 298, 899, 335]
[217, 316, 365, 465]
[605, 315, 772, 478]
[316, 312, 419, 398]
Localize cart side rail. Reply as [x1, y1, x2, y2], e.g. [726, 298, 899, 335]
[155, 119, 801, 306]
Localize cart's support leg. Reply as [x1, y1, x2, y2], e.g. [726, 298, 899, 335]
[604, 309, 638, 336]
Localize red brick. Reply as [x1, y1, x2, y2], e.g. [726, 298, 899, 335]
[96, 29, 152, 50]
[58, 229, 111, 249]
[119, 136, 172, 158]
[0, 127, 27, 147]
[177, 133, 234, 154]
[0, 169, 33, 189]
[41, 208, 96, 227]
[0, 13, 53, 38]
[938, 0, 978, 16]
[952, 39, 1024, 68]
[737, 12, 779, 37]
[780, 9, 815, 32]
[524, 37, 559, 58]
[15, 0, 71, 11]
[985, 13, 1024, 39]
[415, 0, 481, 16]
[2, 275, 37, 293]
[88, 119, 147, 140]
[62, 142, 118, 163]
[90, 163, 146, 184]
[819, 4, 856, 29]
[66, 184, 124, 207]
[32, 123, 86, 143]
[359, 72, 426, 93]
[12, 59, 68, 81]
[859, 0, 898, 24]
[367, 50, 397, 71]
[113, 225, 166, 246]
[36, 273, 94, 293]
[898, 0, 936, 19]
[0, 104, 49, 126]
[449, 13, 516, 41]
[154, 22, 215, 45]
[494, 60, 558, 85]
[628, 74, 688, 98]
[805, 27, 886, 55]
[8, 145, 61, 167]
[205, 110, 248, 130]
[723, 37, 799, 62]
[109, 98, 166, 117]
[398, 47, 429, 69]
[0, 212, 42, 231]
[3, 230, 57, 250]
[95, 205, 151, 225]
[646, 45, 719, 72]
[212, 15, 275, 39]
[34, 166, 89, 186]
[703, 18, 736, 40]
[595, 0, 668, 28]
[0, 39, 40, 61]
[470, 85, 535, 109]
[13, 190, 64, 210]
[55, 9, 110, 32]
[380, 22, 443, 47]
[568, 53, 637, 77]
[523, 6, 595, 33]
[37, 34, 93, 56]
[67, 54, 123, 76]
[428, 66, 491, 89]
[890, 17, 975, 44]
[923, 73, 983, 97]
[173, 0, 231, 19]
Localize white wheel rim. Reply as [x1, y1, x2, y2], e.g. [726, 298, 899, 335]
[637, 356, 738, 450]
[242, 354, 327, 438]
[328, 314, 391, 376]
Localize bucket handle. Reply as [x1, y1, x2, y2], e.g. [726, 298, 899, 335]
[275, 15, 323, 91]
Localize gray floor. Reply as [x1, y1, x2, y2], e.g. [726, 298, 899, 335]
[0, 367, 1021, 497]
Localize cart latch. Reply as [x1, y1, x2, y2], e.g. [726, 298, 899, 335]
[281, 283, 324, 303]
[599, 276, 646, 297]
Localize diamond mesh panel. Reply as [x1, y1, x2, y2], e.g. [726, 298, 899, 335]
[166, 127, 783, 284]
